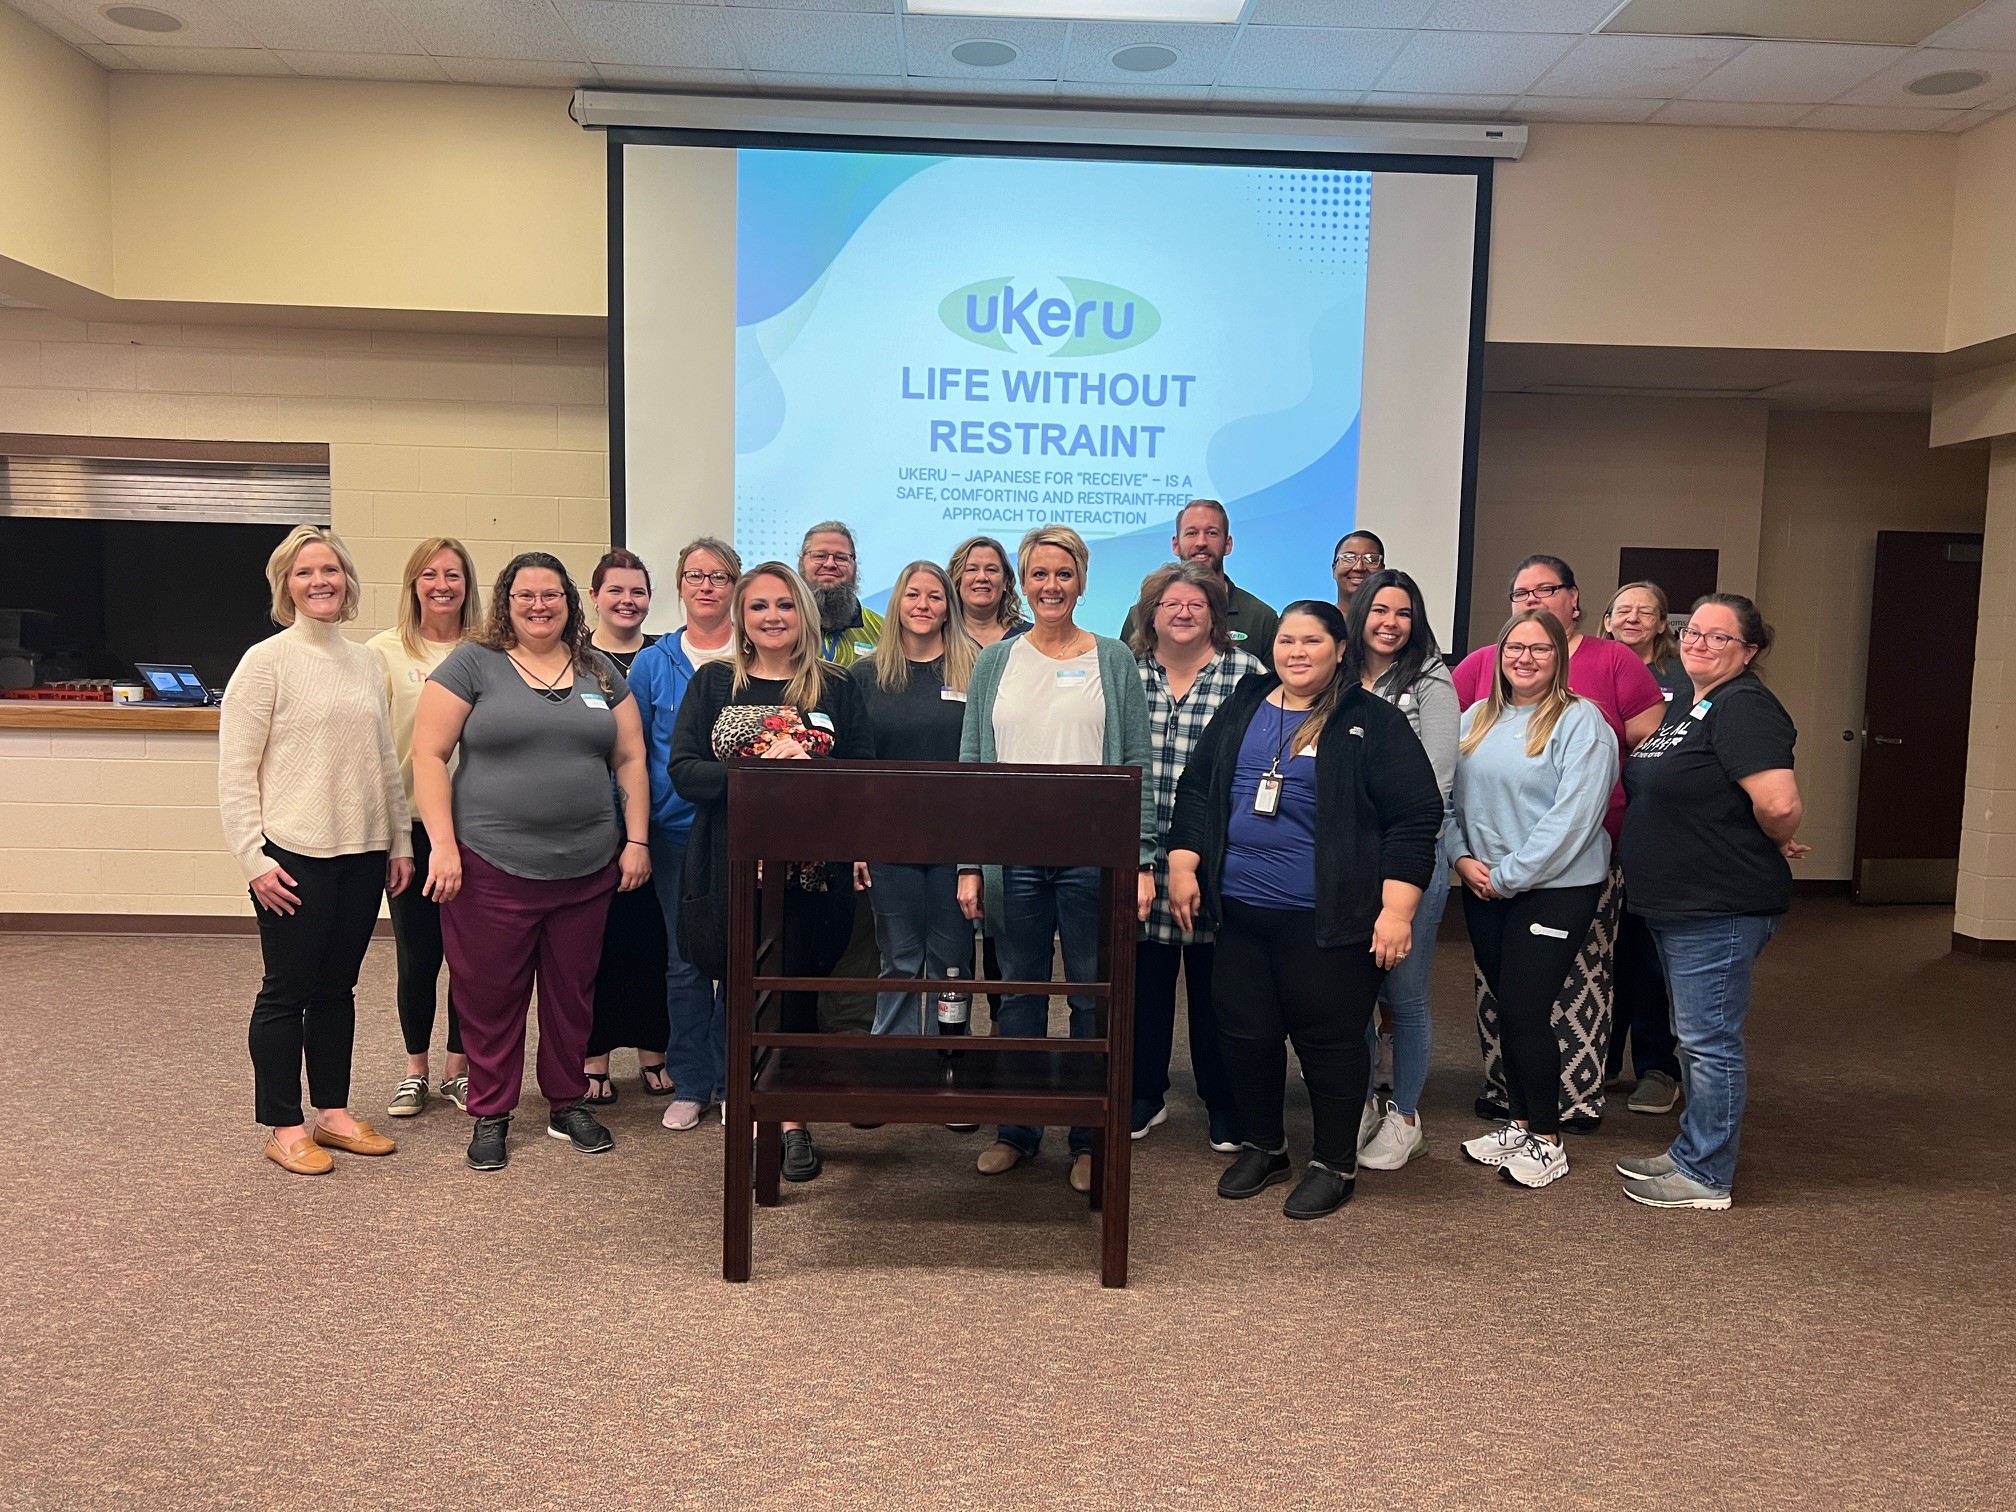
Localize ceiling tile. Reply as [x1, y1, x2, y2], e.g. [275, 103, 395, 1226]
[1245, 0, 1434, 25]
[1062, 21, 1236, 85]
[275, 50, 450, 79]
[120, 45, 295, 73]
[39, 0, 260, 49]
[555, 1, 743, 68]
[901, 16, 1067, 80]
[436, 55, 598, 84]
[750, 69, 905, 93]
[727, 8, 902, 73]
[1514, 94, 1663, 121]
[1372, 28, 1575, 93]
[1798, 103, 1961, 130]
[1834, 46, 2016, 110]
[1359, 89, 1512, 114]
[1212, 84, 1363, 109]
[1925, 0, 2016, 50]
[79, 42, 139, 67]
[7, 0, 99, 47]
[725, 0, 893, 9]
[210, 0, 423, 54]
[378, 0, 585, 63]
[1422, 0, 1618, 31]
[1651, 99, 1813, 127]
[1682, 42, 1898, 104]
[1219, 25, 1408, 90]
[1530, 35, 1746, 98]
[593, 62, 752, 86]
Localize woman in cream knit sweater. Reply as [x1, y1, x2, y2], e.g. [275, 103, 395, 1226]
[218, 526, 413, 1176]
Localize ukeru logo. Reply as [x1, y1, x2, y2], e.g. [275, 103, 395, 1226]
[939, 276, 1161, 358]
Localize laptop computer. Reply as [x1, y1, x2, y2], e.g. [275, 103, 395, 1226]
[133, 662, 212, 706]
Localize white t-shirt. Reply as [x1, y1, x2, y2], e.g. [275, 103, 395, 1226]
[683, 633, 734, 666]
[993, 636, 1105, 765]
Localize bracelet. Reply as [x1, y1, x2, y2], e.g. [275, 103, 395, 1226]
[625, 838, 649, 848]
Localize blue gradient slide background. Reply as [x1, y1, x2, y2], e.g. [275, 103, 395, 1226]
[734, 148, 1370, 635]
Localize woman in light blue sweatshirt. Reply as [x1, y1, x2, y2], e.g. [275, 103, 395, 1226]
[1446, 610, 1617, 1191]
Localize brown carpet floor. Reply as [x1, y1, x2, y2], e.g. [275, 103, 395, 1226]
[1, 898, 2011, 1509]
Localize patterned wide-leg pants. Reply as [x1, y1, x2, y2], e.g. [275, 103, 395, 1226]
[1473, 863, 1620, 1124]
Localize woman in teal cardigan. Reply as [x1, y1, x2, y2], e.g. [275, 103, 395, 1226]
[957, 525, 1156, 1195]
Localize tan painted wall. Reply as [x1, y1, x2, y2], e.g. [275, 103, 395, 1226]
[0, 4, 112, 293]
[1957, 439, 2016, 941]
[1946, 110, 2016, 353]
[0, 308, 609, 916]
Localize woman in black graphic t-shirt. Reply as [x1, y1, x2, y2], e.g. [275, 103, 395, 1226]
[1621, 593, 1805, 1214]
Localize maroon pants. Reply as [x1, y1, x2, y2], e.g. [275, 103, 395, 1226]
[441, 845, 619, 1118]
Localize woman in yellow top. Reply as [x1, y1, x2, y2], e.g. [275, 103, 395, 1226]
[367, 537, 482, 1119]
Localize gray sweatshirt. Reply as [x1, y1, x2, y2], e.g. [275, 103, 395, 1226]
[1373, 653, 1460, 807]
[1445, 698, 1617, 895]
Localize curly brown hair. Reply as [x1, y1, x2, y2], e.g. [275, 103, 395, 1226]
[474, 551, 611, 693]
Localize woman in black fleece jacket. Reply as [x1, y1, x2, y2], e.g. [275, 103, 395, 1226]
[1167, 599, 1443, 1220]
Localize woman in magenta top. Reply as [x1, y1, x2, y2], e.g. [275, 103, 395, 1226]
[1450, 555, 1663, 1131]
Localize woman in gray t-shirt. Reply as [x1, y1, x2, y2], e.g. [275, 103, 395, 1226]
[412, 551, 651, 1173]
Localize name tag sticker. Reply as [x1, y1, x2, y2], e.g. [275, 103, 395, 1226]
[1056, 668, 1090, 685]
[853, 642, 876, 656]
[808, 710, 835, 731]
[1691, 700, 1713, 720]
[940, 687, 968, 702]
[1529, 922, 1570, 940]
[1662, 689, 1674, 702]
[1229, 630, 1248, 642]
[578, 691, 609, 710]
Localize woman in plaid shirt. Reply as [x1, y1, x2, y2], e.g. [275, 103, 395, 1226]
[1130, 562, 1264, 1153]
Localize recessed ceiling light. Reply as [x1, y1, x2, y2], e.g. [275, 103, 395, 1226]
[949, 39, 1020, 67]
[1907, 69, 1988, 97]
[102, 4, 183, 31]
[908, 0, 1241, 23]
[1111, 43, 1179, 73]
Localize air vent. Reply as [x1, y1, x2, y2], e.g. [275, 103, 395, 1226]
[0, 437, 330, 525]
[1602, 0, 1976, 47]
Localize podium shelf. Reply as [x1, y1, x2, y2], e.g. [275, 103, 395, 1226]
[751, 1046, 1111, 1127]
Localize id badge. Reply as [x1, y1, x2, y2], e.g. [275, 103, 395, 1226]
[1253, 774, 1283, 817]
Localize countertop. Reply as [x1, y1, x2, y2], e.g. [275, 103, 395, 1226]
[0, 703, 220, 732]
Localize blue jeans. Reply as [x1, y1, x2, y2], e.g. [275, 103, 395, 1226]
[1368, 849, 1449, 1116]
[1644, 912, 1780, 1194]
[650, 832, 726, 1103]
[995, 865, 1102, 1156]
[868, 863, 972, 1035]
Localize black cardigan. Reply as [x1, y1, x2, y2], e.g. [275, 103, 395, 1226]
[667, 659, 874, 980]
[1167, 674, 1443, 948]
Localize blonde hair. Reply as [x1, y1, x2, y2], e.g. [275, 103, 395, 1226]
[1017, 524, 1090, 589]
[677, 535, 742, 586]
[1601, 580, 1680, 668]
[266, 525, 361, 626]
[394, 536, 481, 659]
[872, 561, 978, 694]
[731, 562, 826, 711]
[1460, 609, 1578, 759]
[948, 535, 1026, 630]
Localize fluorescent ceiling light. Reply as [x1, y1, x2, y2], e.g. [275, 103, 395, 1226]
[1602, 0, 1976, 47]
[907, 0, 1245, 23]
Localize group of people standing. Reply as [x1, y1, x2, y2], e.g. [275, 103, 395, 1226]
[220, 499, 1802, 1219]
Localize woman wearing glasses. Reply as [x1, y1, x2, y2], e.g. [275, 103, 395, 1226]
[628, 538, 742, 1131]
[1450, 611, 1617, 1190]
[1452, 554, 1664, 1129]
[950, 535, 1029, 648]
[413, 553, 653, 1172]
[1332, 530, 1386, 612]
[1619, 595, 1802, 1210]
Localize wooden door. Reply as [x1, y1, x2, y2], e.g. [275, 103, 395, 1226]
[1852, 530, 1982, 903]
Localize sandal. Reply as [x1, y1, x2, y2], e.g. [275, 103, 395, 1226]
[640, 1062, 674, 1097]
[583, 1071, 618, 1106]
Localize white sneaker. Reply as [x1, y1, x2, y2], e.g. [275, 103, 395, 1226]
[1500, 1133, 1569, 1189]
[662, 1098, 706, 1131]
[1374, 1032, 1394, 1092]
[1358, 1097, 1383, 1150]
[1358, 1106, 1425, 1171]
[1461, 1122, 1527, 1167]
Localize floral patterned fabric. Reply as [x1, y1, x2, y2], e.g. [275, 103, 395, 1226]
[710, 704, 838, 891]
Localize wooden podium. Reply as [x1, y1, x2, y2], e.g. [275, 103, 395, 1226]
[723, 759, 1141, 1287]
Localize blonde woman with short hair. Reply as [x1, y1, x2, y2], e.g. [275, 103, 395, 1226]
[368, 536, 480, 1118]
[220, 525, 413, 1175]
[1447, 610, 1618, 1191]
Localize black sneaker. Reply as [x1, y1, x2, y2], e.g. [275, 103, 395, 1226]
[1474, 1090, 1510, 1121]
[547, 1100, 614, 1154]
[1216, 1144, 1291, 1200]
[1561, 1112, 1603, 1136]
[781, 1128, 822, 1182]
[1283, 1160, 1355, 1220]
[467, 1114, 510, 1171]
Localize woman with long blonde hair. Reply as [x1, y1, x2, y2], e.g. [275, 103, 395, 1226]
[1448, 610, 1617, 1191]
[368, 536, 480, 1118]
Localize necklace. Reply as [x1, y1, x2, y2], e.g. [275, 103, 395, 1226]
[509, 650, 575, 704]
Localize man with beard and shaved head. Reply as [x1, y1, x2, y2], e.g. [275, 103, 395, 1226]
[799, 521, 883, 668]
[1118, 499, 1279, 668]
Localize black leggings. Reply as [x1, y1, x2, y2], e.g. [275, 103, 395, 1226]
[387, 824, 461, 1058]
[1213, 897, 1386, 1168]
[248, 843, 386, 1127]
[1462, 883, 1605, 1137]
[780, 881, 857, 1034]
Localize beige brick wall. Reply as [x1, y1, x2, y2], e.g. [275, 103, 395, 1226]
[1957, 438, 2016, 941]
[0, 308, 613, 917]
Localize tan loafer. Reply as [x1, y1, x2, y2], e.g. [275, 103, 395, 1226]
[1068, 1154, 1094, 1193]
[265, 1135, 333, 1175]
[312, 1118, 397, 1156]
[976, 1141, 1027, 1176]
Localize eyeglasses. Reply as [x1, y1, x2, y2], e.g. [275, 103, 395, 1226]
[1511, 583, 1567, 604]
[681, 570, 732, 588]
[1334, 552, 1384, 567]
[1502, 644, 1557, 663]
[1155, 600, 1209, 618]
[1679, 628, 1748, 650]
[805, 550, 855, 566]
[509, 591, 565, 607]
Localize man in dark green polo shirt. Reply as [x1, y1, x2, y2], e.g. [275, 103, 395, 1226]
[1118, 498, 1280, 667]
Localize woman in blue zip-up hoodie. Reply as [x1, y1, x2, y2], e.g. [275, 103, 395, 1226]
[625, 536, 742, 1131]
